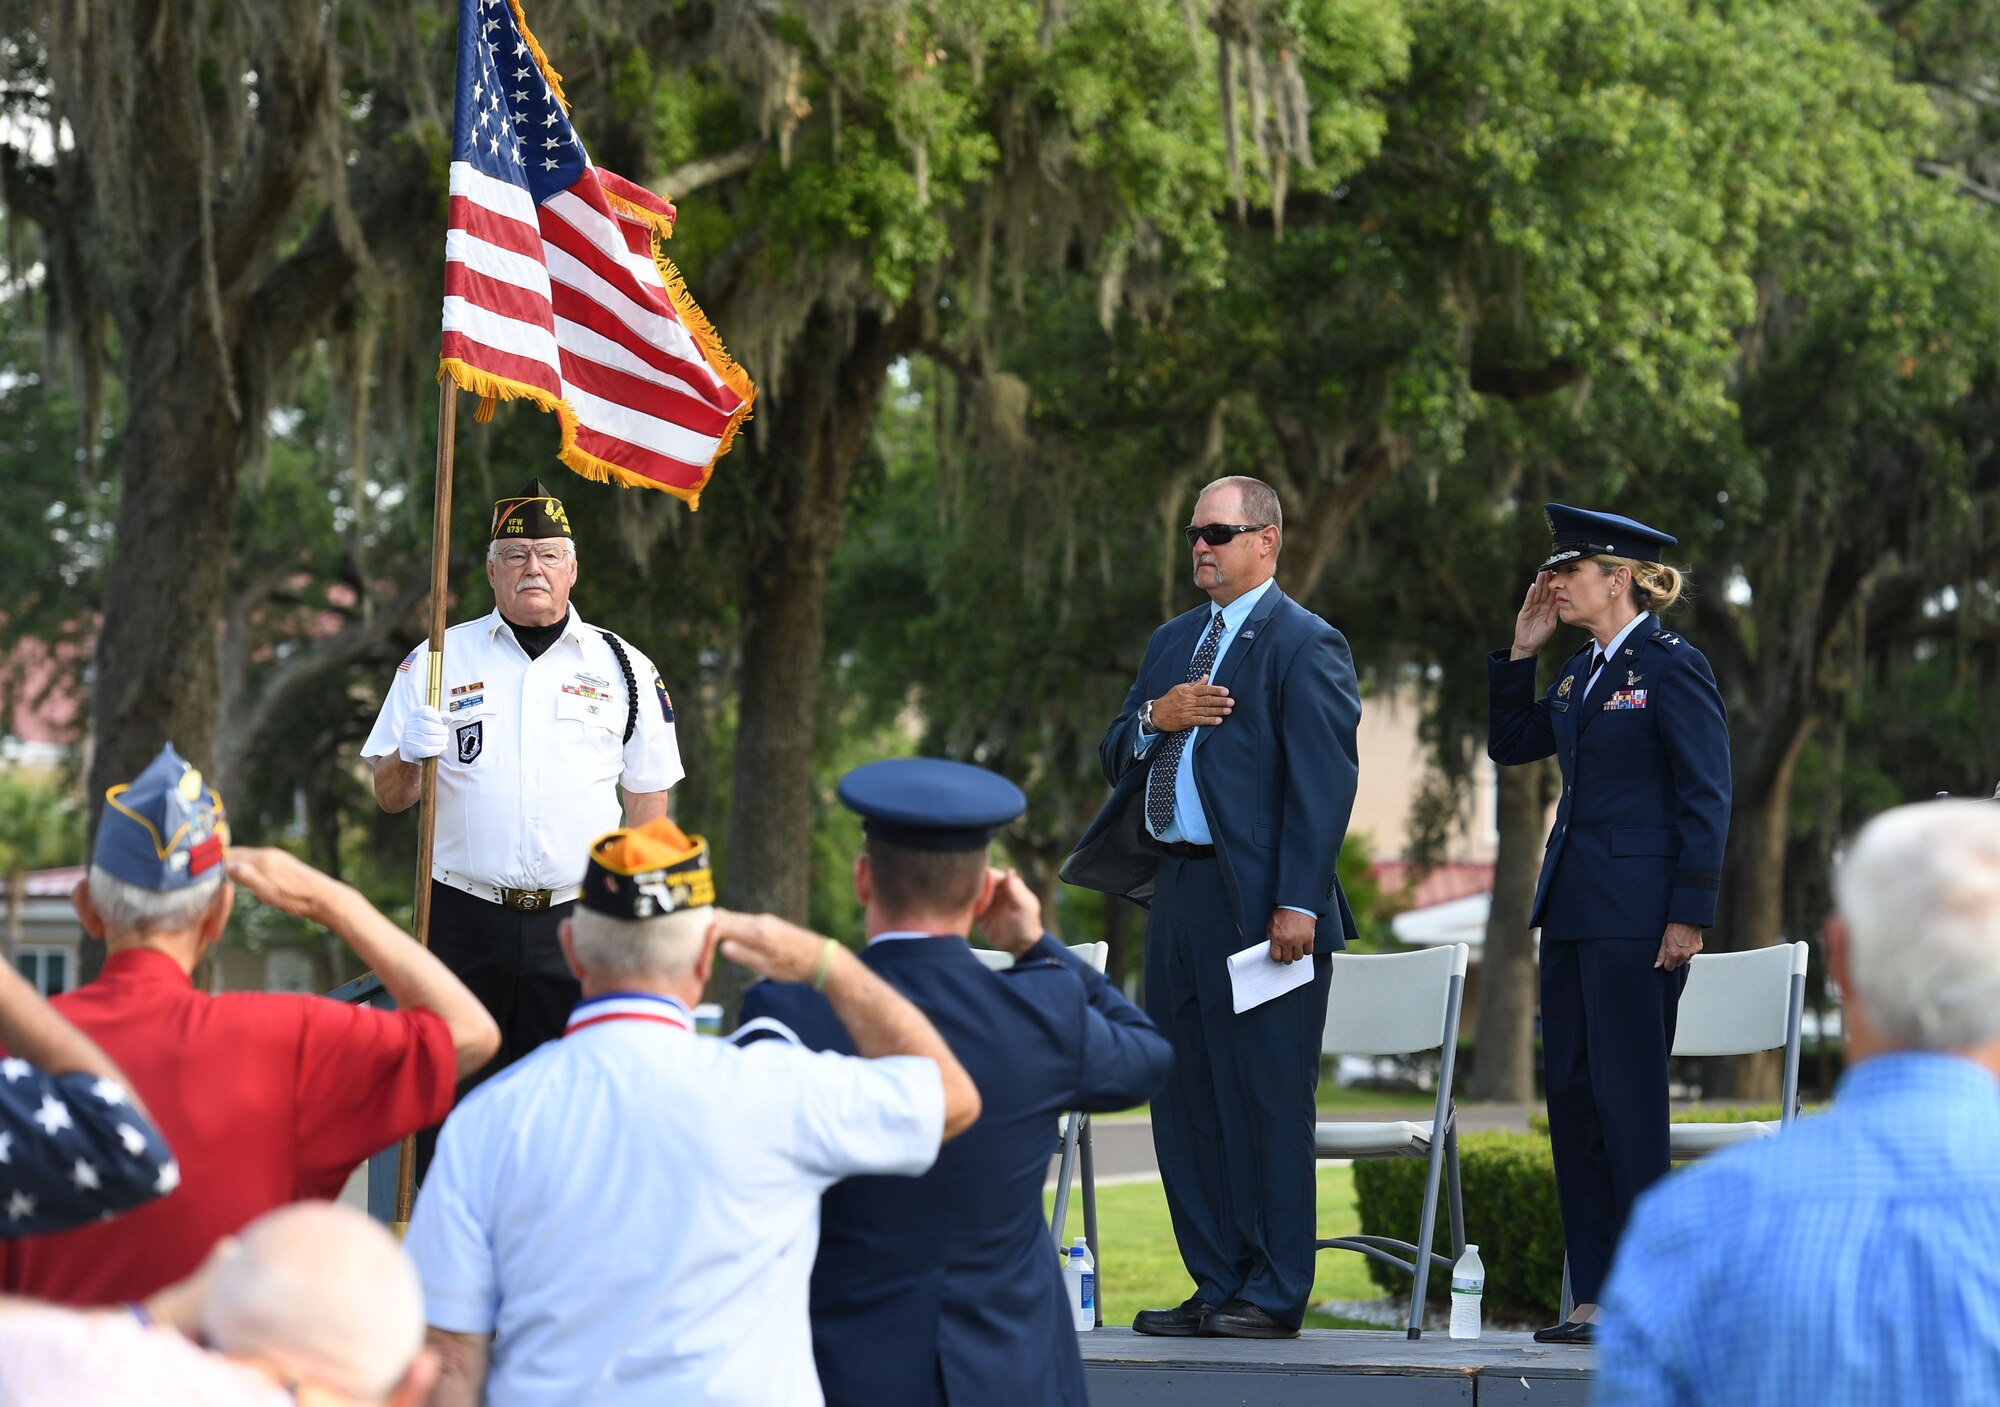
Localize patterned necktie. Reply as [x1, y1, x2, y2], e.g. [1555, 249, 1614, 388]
[1146, 610, 1229, 836]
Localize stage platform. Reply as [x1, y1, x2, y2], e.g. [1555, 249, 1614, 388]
[1081, 1328, 1593, 1405]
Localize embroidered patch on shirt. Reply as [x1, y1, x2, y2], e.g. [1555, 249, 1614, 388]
[1604, 689, 1649, 711]
[397, 648, 417, 674]
[448, 693, 484, 712]
[653, 670, 674, 722]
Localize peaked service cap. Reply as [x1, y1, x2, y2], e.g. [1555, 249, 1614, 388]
[1540, 503, 1678, 573]
[838, 758, 1027, 852]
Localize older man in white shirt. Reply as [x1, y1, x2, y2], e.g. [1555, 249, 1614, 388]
[408, 819, 981, 1407]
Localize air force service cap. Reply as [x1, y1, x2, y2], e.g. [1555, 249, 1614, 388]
[838, 758, 1027, 851]
[94, 743, 230, 891]
[1540, 503, 1678, 573]
[583, 818, 716, 920]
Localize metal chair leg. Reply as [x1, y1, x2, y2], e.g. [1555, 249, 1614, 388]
[1407, 1133, 1448, 1340]
[1444, 1122, 1465, 1258]
[1080, 1115, 1102, 1326]
[1050, 1110, 1082, 1249]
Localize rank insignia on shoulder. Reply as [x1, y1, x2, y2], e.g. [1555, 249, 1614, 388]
[1557, 675, 1574, 698]
[1651, 629, 1683, 646]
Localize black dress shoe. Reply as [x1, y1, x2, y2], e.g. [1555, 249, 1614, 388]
[1533, 1319, 1596, 1345]
[1199, 1299, 1301, 1339]
[1132, 1297, 1217, 1337]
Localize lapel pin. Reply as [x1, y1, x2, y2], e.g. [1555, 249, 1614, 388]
[1628, 671, 1643, 687]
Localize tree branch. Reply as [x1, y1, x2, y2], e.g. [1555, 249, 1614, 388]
[1916, 160, 2000, 210]
[655, 143, 767, 201]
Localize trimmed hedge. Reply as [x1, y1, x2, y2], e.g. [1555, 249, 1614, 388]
[1352, 1108, 1809, 1320]
[1348, 1131, 1565, 1321]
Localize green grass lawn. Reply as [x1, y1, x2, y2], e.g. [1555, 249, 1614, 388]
[1045, 1165, 1392, 1331]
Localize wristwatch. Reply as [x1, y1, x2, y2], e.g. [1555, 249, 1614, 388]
[1139, 698, 1157, 733]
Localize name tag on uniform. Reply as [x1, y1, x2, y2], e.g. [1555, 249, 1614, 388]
[1604, 689, 1648, 711]
[449, 693, 484, 712]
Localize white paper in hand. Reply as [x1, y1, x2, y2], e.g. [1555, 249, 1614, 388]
[1227, 940, 1314, 1014]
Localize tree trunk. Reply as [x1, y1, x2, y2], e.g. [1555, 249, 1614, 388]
[713, 301, 923, 1020]
[81, 316, 244, 982]
[1470, 757, 1551, 1102]
[1707, 717, 1811, 1099]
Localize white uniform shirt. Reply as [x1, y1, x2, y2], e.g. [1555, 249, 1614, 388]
[0, 1309, 294, 1406]
[361, 608, 684, 891]
[406, 993, 945, 1407]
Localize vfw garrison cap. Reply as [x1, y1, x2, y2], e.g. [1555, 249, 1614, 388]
[491, 475, 573, 541]
[94, 743, 230, 891]
[1540, 503, 1677, 573]
[584, 818, 716, 920]
[838, 758, 1027, 852]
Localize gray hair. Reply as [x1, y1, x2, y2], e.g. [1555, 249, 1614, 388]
[1198, 475, 1283, 534]
[202, 1202, 425, 1402]
[1835, 801, 2000, 1052]
[87, 864, 224, 936]
[568, 904, 712, 981]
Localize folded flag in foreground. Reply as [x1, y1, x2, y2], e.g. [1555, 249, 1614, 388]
[441, 0, 754, 506]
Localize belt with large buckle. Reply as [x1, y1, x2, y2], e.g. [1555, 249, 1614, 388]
[501, 888, 554, 911]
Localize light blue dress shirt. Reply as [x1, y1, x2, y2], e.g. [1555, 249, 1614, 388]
[1597, 1052, 2000, 1407]
[1135, 579, 1312, 918]
[1136, 577, 1275, 845]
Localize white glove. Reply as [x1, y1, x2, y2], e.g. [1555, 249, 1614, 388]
[398, 705, 449, 763]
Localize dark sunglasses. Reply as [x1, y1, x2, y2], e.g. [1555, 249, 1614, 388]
[1184, 522, 1270, 548]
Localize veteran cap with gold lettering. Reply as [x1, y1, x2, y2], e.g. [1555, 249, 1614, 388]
[583, 818, 716, 920]
[491, 476, 574, 541]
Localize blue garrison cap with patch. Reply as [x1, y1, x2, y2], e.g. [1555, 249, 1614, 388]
[1540, 503, 1678, 572]
[838, 758, 1027, 852]
[94, 743, 230, 892]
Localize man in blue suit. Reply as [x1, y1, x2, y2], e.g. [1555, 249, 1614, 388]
[737, 758, 1171, 1407]
[1063, 475, 1363, 1339]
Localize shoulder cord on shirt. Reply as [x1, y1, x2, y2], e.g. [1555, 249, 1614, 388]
[598, 630, 639, 745]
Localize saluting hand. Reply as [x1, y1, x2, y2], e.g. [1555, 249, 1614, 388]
[711, 909, 846, 984]
[1656, 922, 1703, 971]
[1510, 571, 1561, 660]
[224, 847, 338, 924]
[974, 868, 1043, 958]
[1151, 676, 1233, 732]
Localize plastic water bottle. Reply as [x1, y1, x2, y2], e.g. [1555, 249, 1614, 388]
[1063, 1238, 1096, 1331]
[1448, 1244, 1484, 1340]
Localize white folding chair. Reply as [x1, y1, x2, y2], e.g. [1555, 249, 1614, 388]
[975, 940, 1109, 1320]
[1314, 943, 1470, 1340]
[1668, 941, 1810, 1156]
[1556, 940, 1810, 1319]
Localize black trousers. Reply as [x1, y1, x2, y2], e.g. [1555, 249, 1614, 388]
[1144, 854, 1332, 1326]
[414, 880, 581, 1180]
[1539, 936, 1688, 1306]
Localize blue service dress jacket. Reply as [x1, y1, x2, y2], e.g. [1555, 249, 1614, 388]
[1060, 583, 1363, 949]
[1487, 614, 1732, 938]
[735, 933, 1171, 1407]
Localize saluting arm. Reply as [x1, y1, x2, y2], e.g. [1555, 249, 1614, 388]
[223, 849, 502, 1079]
[714, 913, 983, 1141]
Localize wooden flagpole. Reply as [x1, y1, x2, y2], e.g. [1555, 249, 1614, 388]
[393, 378, 459, 1234]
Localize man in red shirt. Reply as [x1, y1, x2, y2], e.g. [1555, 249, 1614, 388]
[0, 744, 500, 1304]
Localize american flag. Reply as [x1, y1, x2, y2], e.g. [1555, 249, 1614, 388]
[440, 0, 754, 506]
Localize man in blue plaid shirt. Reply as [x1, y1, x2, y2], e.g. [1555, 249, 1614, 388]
[1597, 799, 2000, 1405]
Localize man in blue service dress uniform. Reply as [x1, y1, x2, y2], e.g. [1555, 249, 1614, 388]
[736, 758, 1172, 1407]
[1488, 503, 1731, 1343]
[1063, 475, 1363, 1340]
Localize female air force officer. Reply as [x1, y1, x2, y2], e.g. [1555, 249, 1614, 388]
[1487, 504, 1732, 1345]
